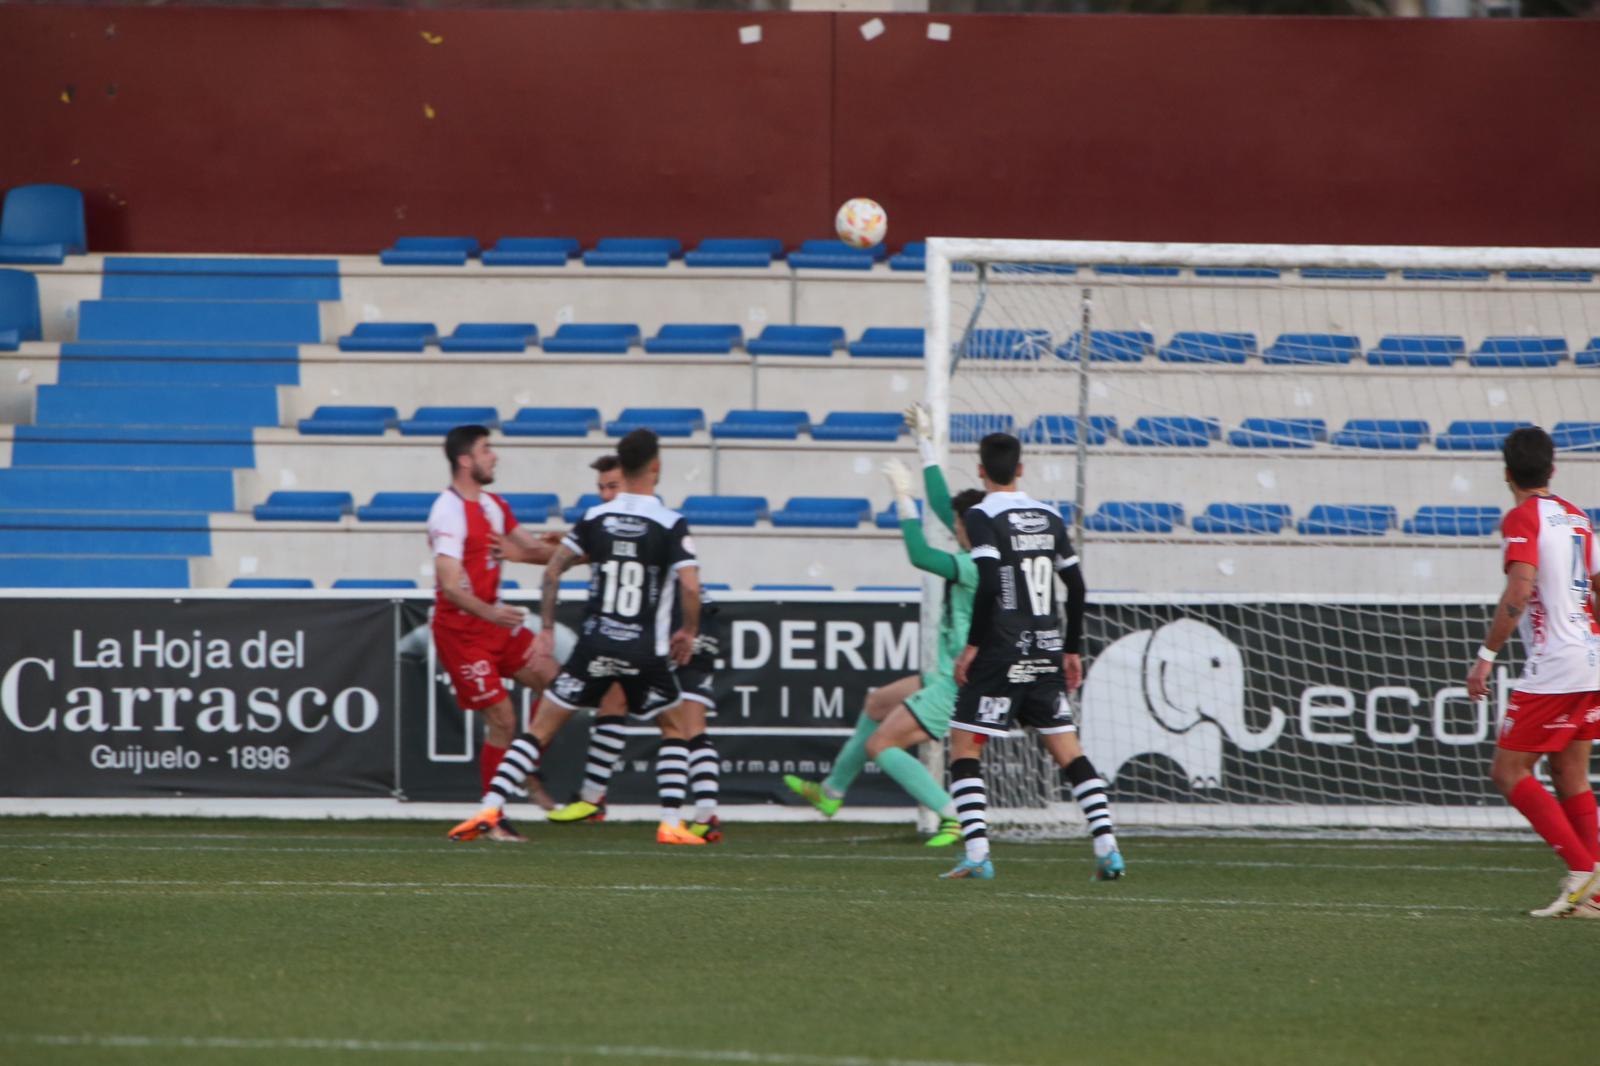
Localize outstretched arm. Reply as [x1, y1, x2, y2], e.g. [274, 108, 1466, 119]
[906, 402, 957, 533]
[884, 458, 959, 581]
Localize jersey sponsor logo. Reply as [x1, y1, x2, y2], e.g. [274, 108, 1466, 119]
[1014, 631, 1034, 657]
[598, 618, 643, 643]
[1585, 707, 1600, 724]
[552, 673, 585, 699]
[585, 655, 641, 679]
[1010, 533, 1055, 552]
[976, 695, 1011, 725]
[1005, 658, 1056, 683]
[602, 515, 649, 539]
[1035, 628, 1063, 652]
[1008, 511, 1050, 534]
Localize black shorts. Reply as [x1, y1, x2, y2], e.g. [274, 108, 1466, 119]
[674, 653, 716, 709]
[545, 642, 681, 720]
[953, 657, 1076, 738]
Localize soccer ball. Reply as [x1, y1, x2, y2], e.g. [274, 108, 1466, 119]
[834, 197, 887, 249]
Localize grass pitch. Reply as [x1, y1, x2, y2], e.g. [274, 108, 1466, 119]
[1, 817, 1596, 1065]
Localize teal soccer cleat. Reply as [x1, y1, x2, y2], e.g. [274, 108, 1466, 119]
[1095, 849, 1126, 881]
[940, 857, 995, 881]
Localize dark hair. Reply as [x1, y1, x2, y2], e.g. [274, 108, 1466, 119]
[590, 454, 621, 473]
[1503, 426, 1554, 490]
[617, 428, 659, 478]
[951, 488, 985, 518]
[444, 424, 490, 471]
[978, 432, 1022, 486]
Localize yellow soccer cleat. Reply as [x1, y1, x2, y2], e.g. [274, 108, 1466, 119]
[656, 820, 708, 846]
[547, 799, 606, 824]
[447, 806, 502, 842]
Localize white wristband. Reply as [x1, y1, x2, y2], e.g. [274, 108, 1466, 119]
[1476, 645, 1497, 663]
[917, 436, 939, 467]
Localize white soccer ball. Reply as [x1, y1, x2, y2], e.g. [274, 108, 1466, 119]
[834, 197, 887, 249]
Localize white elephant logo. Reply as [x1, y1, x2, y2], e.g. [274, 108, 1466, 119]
[1079, 618, 1285, 790]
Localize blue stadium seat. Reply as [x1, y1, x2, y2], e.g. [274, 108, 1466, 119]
[298, 406, 399, 436]
[1159, 331, 1257, 364]
[875, 499, 924, 528]
[1086, 502, 1185, 533]
[645, 324, 743, 355]
[1297, 504, 1396, 536]
[481, 237, 579, 267]
[1228, 418, 1328, 449]
[951, 413, 1017, 443]
[1045, 501, 1080, 527]
[564, 494, 602, 523]
[101, 258, 340, 301]
[712, 410, 810, 440]
[752, 584, 835, 592]
[680, 496, 768, 526]
[230, 578, 316, 589]
[253, 491, 353, 522]
[1300, 267, 1386, 280]
[605, 407, 706, 437]
[0, 524, 210, 556]
[1191, 503, 1292, 535]
[1468, 336, 1568, 368]
[849, 327, 924, 358]
[500, 493, 561, 521]
[1401, 269, 1489, 281]
[77, 300, 322, 344]
[36, 384, 278, 428]
[1262, 333, 1360, 365]
[356, 493, 437, 522]
[1121, 416, 1220, 448]
[1366, 335, 1463, 367]
[1507, 270, 1594, 282]
[747, 325, 845, 357]
[542, 323, 641, 354]
[582, 238, 682, 268]
[339, 322, 438, 353]
[502, 407, 600, 437]
[0, 184, 86, 263]
[1553, 422, 1600, 452]
[1055, 330, 1154, 363]
[888, 242, 926, 271]
[0, 268, 42, 349]
[771, 497, 872, 529]
[787, 240, 885, 270]
[961, 328, 1050, 361]
[1022, 414, 1117, 446]
[380, 236, 479, 266]
[439, 323, 537, 353]
[811, 411, 903, 442]
[56, 347, 298, 387]
[398, 406, 500, 435]
[1331, 419, 1429, 450]
[1580, 339, 1600, 367]
[1195, 267, 1281, 279]
[685, 238, 784, 268]
[1435, 420, 1530, 451]
[1403, 506, 1501, 537]
[1093, 264, 1180, 277]
[0, 469, 233, 512]
[559, 580, 590, 591]
[11, 426, 254, 468]
[857, 585, 920, 593]
[994, 262, 1079, 276]
[332, 579, 418, 589]
[0, 556, 188, 588]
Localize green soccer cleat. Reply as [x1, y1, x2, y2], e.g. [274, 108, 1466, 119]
[547, 799, 606, 824]
[783, 775, 841, 818]
[940, 857, 995, 881]
[925, 817, 962, 848]
[688, 816, 723, 843]
[1095, 849, 1126, 882]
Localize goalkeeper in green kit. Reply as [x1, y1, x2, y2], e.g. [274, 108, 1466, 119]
[784, 404, 979, 847]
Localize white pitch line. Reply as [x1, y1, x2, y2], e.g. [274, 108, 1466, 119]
[2, 1032, 1026, 1066]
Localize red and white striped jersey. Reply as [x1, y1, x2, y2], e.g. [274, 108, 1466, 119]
[428, 489, 518, 629]
[1501, 493, 1600, 694]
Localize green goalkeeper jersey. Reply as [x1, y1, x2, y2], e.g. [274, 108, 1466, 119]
[897, 462, 979, 682]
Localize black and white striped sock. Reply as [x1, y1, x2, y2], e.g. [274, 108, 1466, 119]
[949, 757, 990, 864]
[484, 733, 542, 808]
[656, 740, 689, 824]
[1063, 755, 1117, 857]
[578, 716, 627, 805]
[688, 733, 719, 823]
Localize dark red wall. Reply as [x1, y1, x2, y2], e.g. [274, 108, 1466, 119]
[2, 7, 1597, 253]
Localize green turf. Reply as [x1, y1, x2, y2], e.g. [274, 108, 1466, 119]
[0, 817, 1596, 1065]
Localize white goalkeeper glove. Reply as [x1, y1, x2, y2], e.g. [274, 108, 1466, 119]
[881, 458, 917, 516]
[904, 402, 938, 466]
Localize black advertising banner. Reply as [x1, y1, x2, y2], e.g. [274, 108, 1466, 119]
[0, 598, 396, 797]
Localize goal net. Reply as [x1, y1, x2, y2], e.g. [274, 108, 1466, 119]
[922, 239, 1600, 835]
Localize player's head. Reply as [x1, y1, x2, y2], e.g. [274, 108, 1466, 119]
[591, 454, 623, 502]
[977, 432, 1022, 490]
[617, 428, 661, 485]
[444, 424, 495, 485]
[951, 488, 984, 550]
[1502, 426, 1554, 492]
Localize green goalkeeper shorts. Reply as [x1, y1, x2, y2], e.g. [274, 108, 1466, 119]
[904, 672, 957, 741]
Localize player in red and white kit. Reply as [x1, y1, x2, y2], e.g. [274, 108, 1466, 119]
[1466, 426, 1600, 917]
[430, 425, 553, 843]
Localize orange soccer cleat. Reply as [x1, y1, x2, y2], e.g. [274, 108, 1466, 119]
[656, 820, 708, 846]
[447, 806, 503, 842]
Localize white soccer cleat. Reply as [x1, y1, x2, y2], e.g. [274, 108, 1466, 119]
[1528, 864, 1600, 918]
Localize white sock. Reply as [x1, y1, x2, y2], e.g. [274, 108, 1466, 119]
[965, 836, 991, 864]
[1093, 833, 1118, 859]
[480, 793, 505, 812]
[659, 807, 680, 825]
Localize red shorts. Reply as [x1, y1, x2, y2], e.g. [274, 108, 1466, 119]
[432, 621, 535, 712]
[1497, 690, 1600, 752]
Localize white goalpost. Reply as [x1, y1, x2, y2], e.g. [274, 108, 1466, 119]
[922, 238, 1600, 836]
